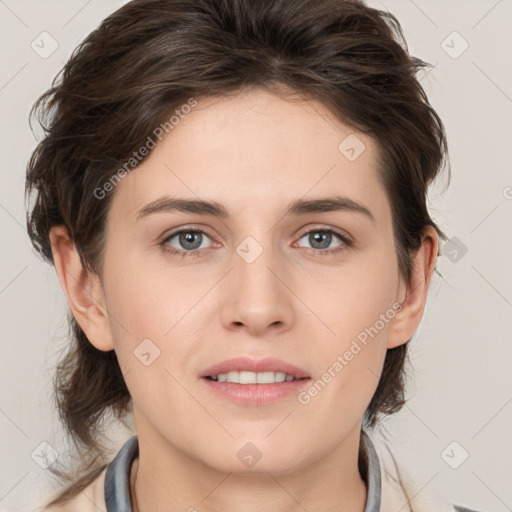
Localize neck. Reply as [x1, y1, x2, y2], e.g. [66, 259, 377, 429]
[130, 426, 368, 512]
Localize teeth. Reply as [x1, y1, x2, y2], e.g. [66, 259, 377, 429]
[211, 371, 297, 384]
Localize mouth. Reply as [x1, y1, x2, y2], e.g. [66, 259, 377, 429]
[200, 356, 310, 383]
[204, 371, 308, 384]
[199, 356, 311, 405]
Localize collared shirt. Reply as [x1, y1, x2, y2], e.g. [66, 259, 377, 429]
[104, 429, 382, 512]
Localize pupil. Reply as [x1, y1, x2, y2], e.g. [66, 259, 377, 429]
[180, 232, 202, 250]
[311, 231, 330, 249]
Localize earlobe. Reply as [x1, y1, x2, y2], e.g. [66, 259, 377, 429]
[386, 226, 439, 349]
[49, 225, 115, 352]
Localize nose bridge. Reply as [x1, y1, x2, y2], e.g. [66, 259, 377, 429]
[223, 228, 293, 332]
[233, 231, 280, 295]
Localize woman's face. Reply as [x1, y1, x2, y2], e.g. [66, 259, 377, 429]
[97, 87, 410, 473]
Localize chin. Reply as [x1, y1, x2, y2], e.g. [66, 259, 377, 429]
[196, 443, 312, 477]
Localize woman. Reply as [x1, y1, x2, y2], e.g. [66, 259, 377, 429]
[25, 0, 484, 510]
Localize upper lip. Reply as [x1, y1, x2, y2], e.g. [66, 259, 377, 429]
[200, 356, 310, 379]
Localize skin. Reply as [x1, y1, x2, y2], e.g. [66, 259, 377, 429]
[49, 86, 438, 512]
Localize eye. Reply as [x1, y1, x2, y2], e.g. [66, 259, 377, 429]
[160, 225, 352, 259]
[295, 227, 352, 255]
[161, 227, 215, 258]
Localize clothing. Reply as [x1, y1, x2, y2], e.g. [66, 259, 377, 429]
[36, 429, 485, 512]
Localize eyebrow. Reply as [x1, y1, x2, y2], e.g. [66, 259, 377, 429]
[136, 195, 376, 224]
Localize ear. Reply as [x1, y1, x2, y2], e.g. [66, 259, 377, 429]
[386, 225, 439, 349]
[49, 225, 114, 352]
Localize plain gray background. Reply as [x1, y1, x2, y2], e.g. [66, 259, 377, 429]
[1, 0, 511, 510]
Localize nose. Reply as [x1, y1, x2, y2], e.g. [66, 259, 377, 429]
[221, 240, 295, 337]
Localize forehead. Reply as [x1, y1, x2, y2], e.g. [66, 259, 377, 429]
[109, 87, 389, 223]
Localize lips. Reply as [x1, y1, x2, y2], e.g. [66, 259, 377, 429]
[200, 356, 310, 380]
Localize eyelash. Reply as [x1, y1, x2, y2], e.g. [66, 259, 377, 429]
[160, 225, 352, 259]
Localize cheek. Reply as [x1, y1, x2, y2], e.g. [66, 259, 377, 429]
[103, 251, 194, 336]
[318, 244, 399, 341]
[305, 246, 399, 402]
[100, 251, 216, 406]
[102, 265, 197, 414]
[99, 254, 185, 380]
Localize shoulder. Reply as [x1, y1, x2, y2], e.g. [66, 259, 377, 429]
[30, 467, 107, 512]
[31, 434, 137, 512]
[363, 429, 488, 512]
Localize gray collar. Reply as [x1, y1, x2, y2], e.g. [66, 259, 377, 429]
[104, 429, 381, 511]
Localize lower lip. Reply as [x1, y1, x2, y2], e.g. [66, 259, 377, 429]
[201, 377, 311, 405]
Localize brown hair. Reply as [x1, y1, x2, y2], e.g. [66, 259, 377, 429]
[25, 0, 448, 506]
